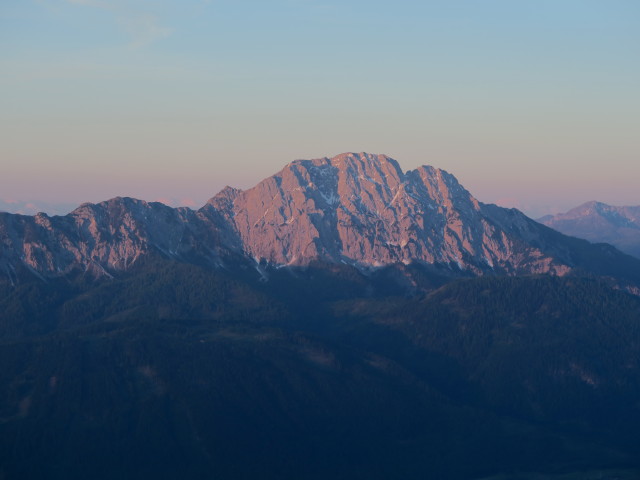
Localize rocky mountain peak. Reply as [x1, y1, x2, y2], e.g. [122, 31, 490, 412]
[208, 152, 562, 272]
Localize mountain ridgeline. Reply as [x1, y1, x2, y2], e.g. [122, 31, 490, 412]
[2, 153, 640, 479]
[2, 153, 640, 291]
[539, 201, 640, 259]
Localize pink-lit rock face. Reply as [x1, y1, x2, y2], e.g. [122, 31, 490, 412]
[209, 152, 569, 274]
[0, 197, 227, 279]
[0, 152, 628, 282]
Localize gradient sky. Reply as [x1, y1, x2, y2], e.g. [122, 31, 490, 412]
[1, 0, 639, 217]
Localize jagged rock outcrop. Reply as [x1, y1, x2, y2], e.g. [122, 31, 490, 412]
[1, 153, 639, 288]
[0, 197, 230, 281]
[207, 152, 570, 274]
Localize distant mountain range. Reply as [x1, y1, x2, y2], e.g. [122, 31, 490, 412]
[2, 152, 640, 292]
[539, 201, 640, 259]
[0, 200, 77, 217]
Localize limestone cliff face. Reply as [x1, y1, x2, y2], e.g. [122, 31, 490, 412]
[209, 152, 569, 274]
[0, 197, 228, 280]
[1, 152, 636, 283]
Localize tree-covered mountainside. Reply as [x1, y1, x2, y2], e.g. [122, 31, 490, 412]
[1, 259, 640, 479]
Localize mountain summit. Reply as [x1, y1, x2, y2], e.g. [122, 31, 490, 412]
[2, 153, 639, 289]
[206, 152, 568, 273]
[539, 201, 640, 259]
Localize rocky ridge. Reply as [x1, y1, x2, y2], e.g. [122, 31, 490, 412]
[1, 153, 639, 287]
[0, 198, 230, 282]
[207, 153, 571, 275]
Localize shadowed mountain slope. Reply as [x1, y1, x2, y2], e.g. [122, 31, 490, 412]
[1, 258, 640, 479]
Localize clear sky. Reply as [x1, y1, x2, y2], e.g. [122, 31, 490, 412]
[1, 0, 639, 217]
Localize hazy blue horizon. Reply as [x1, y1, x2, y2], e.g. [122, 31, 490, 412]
[2, 1, 639, 217]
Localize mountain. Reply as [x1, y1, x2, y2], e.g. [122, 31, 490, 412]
[0, 197, 239, 282]
[2, 153, 640, 292]
[539, 201, 640, 259]
[4, 153, 640, 479]
[208, 152, 564, 273]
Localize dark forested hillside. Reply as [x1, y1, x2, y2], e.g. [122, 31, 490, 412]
[2, 259, 640, 479]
